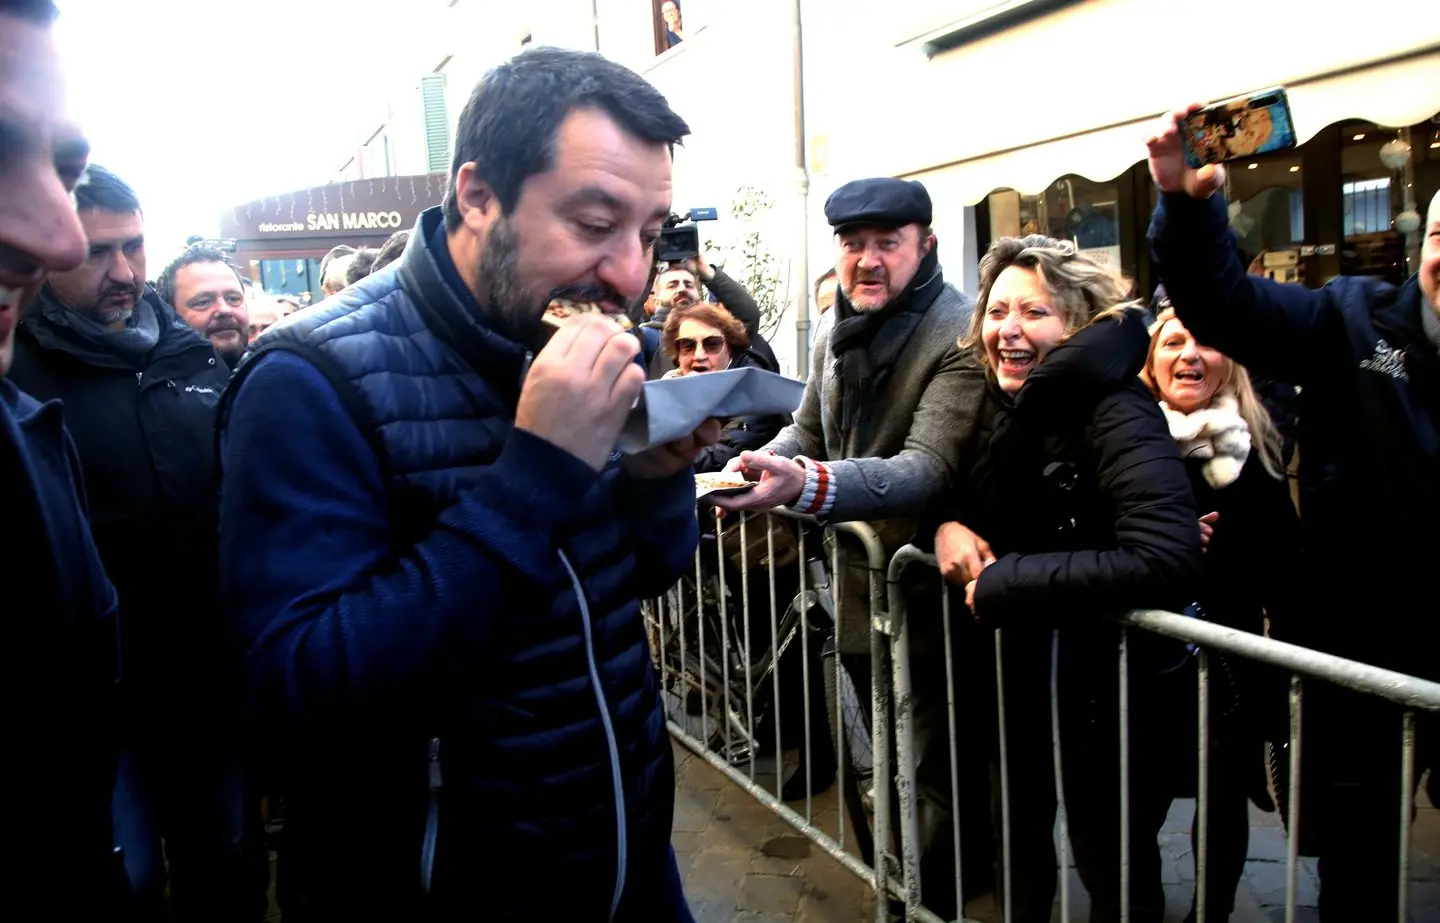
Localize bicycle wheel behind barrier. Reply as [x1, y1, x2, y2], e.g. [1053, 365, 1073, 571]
[822, 634, 876, 865]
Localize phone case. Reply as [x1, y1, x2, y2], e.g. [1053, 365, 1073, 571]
[1183, 88, 1297, 168]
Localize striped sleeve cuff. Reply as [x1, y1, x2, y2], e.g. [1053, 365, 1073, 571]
[792, 455, 837, 517]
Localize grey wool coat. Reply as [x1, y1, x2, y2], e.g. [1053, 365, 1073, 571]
[766, 281, 984, 652]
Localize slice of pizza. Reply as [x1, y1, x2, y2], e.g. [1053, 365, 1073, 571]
[542, 297, 634, 332]
[695, 471, 751, 493]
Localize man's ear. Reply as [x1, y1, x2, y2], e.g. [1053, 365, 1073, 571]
[454, 163, 501, 236]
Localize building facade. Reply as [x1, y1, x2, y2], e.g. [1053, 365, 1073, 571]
[246, 0, 1440, 377]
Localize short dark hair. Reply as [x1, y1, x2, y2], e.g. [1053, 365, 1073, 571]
[345, 248, 378, 285]
[372, 230, 410, 273]
[156, 244, 243, 308]
[442, 46, 690, 231]
[318, 244, 356, 283]
[0, 0, 58, 24]
[656, 262, 696, 283]
[73, 164, 141, 215]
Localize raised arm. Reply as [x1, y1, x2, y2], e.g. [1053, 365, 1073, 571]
[703, 268, 763, 337]
[1146, 105, 1342, 384]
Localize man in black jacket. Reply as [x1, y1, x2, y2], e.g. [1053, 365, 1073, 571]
[0, 0, 124, 910]
[643, 252, 779, 377]
[157, 243, 252, 370]
[9, 164, 265, 921]
[1148, 105, 1439, 922]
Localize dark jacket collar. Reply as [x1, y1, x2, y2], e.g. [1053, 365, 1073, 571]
[1370, 274, 1426, 348]
[21, 285, 213, 371]
[399, 207, 527, 393]
[1015, 307, 1150, 409]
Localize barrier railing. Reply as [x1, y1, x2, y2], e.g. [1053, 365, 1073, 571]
[645, 508, 1440, 923]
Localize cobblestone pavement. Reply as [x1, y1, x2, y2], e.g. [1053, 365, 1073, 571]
[674, 742, 1440, 923]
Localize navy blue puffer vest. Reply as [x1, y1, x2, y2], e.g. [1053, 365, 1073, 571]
[223, 209, 680, 921]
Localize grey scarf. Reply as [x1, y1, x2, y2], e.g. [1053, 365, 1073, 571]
[43, 292, 160, 364]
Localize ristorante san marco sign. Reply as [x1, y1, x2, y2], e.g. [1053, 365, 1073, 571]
[220, 173, 448, 253]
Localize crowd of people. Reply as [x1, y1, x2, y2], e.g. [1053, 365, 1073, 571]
[3, 0, 1436, 920]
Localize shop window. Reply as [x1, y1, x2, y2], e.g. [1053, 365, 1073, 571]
[259, 258, 322, 303]
[653, 0, 686, 54]
[1339, 121, 1407, 284]
[1343, 177, 1392, 235]
[1226, 155, 1304, 259]
[986, 175, 1121, 271]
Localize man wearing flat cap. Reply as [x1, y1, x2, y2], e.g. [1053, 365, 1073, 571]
[714, 177, 988, 917]
[713, 176, 977, 522]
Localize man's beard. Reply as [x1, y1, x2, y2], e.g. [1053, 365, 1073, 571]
[475, 218, 541, 345]
[77, 282, 140, 326]
[660, 291, 697, 311]
[95, 297, 136, 326]
[207, 325, 247, 365]
[843, 272, 891, 313]
[474, 217, 626, 348]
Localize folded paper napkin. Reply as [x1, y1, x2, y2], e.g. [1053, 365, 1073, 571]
[616, 367, 806, 454]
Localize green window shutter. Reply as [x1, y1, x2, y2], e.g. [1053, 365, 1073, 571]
[422, 74, 450, 174]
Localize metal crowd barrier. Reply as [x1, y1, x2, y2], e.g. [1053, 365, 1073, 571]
[644, 509, 1440, 923]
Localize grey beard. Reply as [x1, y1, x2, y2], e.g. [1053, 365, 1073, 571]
[844, 285, 891, 313]
[96, 303, 133, 326]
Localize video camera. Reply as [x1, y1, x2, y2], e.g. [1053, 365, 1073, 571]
[656, 207, 718, 263]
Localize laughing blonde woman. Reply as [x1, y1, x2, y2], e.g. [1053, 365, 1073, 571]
[927, 235, 1201, 923]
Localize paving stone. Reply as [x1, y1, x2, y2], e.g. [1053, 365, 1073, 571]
[674, 849, 695, 882]
[1243, 859, 1289, 905]
[1164, 882, 1196, 919]
[1250, 800, 1284, 827]
[1160, 851, 1185, 886]
[738, 873, 805, 915]
[1247, 823, 1289, 862]
[672, 830, 704, 855]
[689, 894, 736, 923]
[748, 832, 812, 875]
[1165, 797, 1198, 833]
[672, 738, 1440, 923]
[674, 788, 720, 833]
[687, 848, 750, 899]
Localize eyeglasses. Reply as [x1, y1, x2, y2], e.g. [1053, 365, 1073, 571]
[677, 335, 726, 356]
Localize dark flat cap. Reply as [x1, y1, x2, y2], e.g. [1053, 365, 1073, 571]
[824, 178, 932, 231]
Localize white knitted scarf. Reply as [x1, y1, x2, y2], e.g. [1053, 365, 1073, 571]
[1161, 392, 1250, 488]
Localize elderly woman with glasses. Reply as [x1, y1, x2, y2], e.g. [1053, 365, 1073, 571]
[660, 301, 787, 473]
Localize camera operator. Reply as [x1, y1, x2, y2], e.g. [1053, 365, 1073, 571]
[640, 251, 778, 379]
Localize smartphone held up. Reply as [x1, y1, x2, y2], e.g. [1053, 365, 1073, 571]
[1182, 87, 1298, 168]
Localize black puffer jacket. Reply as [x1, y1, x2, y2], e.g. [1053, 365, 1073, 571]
[1184, 449, 1302, 636]
[963, 309, 1203, 630]
[10, 287, 231, 719]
